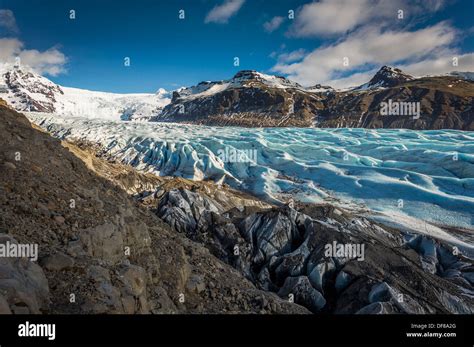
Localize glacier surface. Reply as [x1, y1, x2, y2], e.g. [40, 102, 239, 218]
[28, 113, 474, 231]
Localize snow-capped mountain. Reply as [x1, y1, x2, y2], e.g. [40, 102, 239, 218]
[0, 64, 171, 121]
[158, 66, 474, 129]
[353, 66, 415, 91]
[158, 69, 327, 127]
[171, 70, 307, 101]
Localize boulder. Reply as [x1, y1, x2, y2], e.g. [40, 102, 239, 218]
[118, 264, 149, 313]
[40, 252, 74, 271]
[82, 265, 122, 313]
[0, 294, 12, 314]
[186, 274, 206, 294]
[80, 223, 124, 264]
[0, 234, 50, 313]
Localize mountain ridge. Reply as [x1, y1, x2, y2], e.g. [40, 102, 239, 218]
[1, 64, 473, 129]
[157, 66, 474, 129]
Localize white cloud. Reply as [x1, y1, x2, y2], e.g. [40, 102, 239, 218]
[288, 0, 374, 37]
[326, 70, 377, 89]
[0, 38, 67, 76]
[401, 53, 474, 76]
[287, 0, 447, 37]
[264, 16, 284, 33]
[325, 52, 474, 89]
[273, 22, 457, 87]
[205, 0, 245, 24]
[273, 49, 306, 64]
[0, 9, 19, 34]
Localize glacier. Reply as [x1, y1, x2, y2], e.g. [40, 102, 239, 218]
[28, 113, 474, 232]
[0, 64, 171, 121]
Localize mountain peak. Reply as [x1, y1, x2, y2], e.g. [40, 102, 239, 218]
[378, 65, 402, 73]
[232, 70, 302, 89]
[369, 66, 414, 87]
[1, 62, 37, 76]
[0, 64, 65, 112]
[353, 66, 414, 91]
[232, 70, 260, 80]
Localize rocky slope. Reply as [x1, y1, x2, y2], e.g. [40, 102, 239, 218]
[0, 104, 309, 314]
[2, 103, 473, 314]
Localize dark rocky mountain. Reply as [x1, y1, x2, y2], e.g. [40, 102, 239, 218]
[353, 65, 415, 90]
[157, 70, 325, 127]
[157, 66, 474, 130]
[318, 75, 474, 129]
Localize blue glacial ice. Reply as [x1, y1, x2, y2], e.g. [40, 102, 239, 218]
[28, 114, 474, 232]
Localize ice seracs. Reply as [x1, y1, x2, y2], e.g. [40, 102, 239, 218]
[28, 112, 474, 234]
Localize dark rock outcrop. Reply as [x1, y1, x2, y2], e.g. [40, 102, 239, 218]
[152, 186, 474, 314]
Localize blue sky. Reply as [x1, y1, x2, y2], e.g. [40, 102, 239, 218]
[0, 0, 473, 92]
